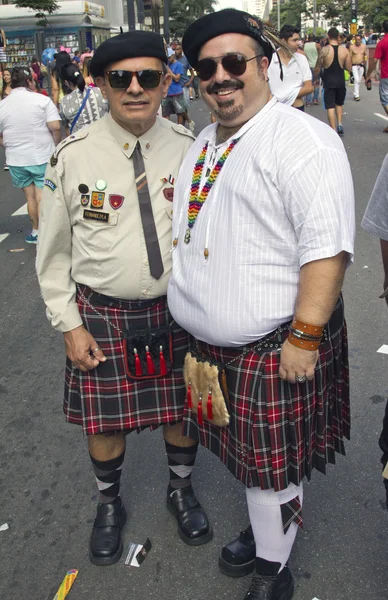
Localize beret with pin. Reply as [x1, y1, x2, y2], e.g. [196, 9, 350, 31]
[182, 9, 277, 67]
[90, 30, 168, 78]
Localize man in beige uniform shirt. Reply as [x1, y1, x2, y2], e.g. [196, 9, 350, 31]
[36, 31, 212, 567]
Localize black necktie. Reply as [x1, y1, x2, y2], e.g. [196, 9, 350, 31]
[132, 142, 164, 280]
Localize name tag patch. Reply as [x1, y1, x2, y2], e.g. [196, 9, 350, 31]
[44, 178, 57, 192]
[83, 209, 110, 223]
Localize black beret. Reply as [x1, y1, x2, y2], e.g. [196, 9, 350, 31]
[90, 31, 167, 78]
[182, 9, 274, 67]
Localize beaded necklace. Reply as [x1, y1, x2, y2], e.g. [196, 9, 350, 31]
[182, 138, 238, 245]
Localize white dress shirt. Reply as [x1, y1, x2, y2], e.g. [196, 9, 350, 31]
[0, 88, 60, 166]
[168, 98, 355, 347]
[268, 52, 312, 105]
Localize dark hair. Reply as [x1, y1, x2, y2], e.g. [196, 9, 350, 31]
[62, 63, 86, 93]
[328, 27, 340, 40]
[279, 25, 300, 41]
[32, 55, 38, 63]
[1, 68, 11, 99]
[308, 34, 315, 41]
[355, 34, 361, 39]
[248, 38, 265, 69]
[10, 66, 32, 89]
[54, 50, 72, 94]
[383, 20, 388, 33]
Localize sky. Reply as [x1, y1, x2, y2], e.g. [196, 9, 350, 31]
[215, 0, 244, 10]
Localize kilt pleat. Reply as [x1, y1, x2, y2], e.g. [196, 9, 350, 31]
[63, 286, 189, 435]
[183, 297, 350, 491]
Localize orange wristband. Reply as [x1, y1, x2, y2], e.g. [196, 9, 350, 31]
[291, 318, 324, 338]
[288, 334, 321, 351]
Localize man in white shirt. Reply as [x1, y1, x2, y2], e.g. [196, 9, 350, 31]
[268, 25, 313, 110]
[0, 67, 60, 244]
[168, 9, 355, 600]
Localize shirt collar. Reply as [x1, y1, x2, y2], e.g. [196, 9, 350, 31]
[204, 96, 278, 147]
[106, 112, 160, 159]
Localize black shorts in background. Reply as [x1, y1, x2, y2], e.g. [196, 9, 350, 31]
[324, 86, 346, 109]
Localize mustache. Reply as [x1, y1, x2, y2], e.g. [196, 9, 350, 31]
[206, 80, 244, 94]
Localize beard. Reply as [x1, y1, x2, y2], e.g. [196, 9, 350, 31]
[214, 102, 244, 122]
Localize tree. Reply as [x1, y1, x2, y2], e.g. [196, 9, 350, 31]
[358, 0, 388, 30]
[14, 0, 59, 28]
[169, 0, 217, 39]
[269, 0, 309, 30]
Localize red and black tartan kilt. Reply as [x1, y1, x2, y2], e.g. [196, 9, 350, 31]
[64, 285, 189, 435]
[183, 296, 350, 492]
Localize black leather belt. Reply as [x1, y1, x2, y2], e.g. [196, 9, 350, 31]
[78, 284, 167, 311]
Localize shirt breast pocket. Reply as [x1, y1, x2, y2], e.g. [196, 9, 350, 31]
[75, 207, 119, 253]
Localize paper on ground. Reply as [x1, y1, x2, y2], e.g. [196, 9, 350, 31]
[0, 523, 9, 531]
[377, 345, 388, 354]
[125, 542, 143, 567]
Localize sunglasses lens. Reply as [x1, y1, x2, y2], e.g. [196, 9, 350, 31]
[137, 70, 162, 89]
[222, 54, 247, 76]
[196, 58, 217, 81]
[108, 70, 132, 88]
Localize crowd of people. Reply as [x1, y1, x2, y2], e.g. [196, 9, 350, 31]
[0, 12, 388, 600]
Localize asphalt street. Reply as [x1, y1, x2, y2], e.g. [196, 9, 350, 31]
[1, 84, 388, 600]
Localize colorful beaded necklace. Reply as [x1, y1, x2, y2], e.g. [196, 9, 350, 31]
[183, 138, 238, 244]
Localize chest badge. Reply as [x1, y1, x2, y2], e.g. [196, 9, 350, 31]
[91, 191, 105, 209]
[163, 188, 174, 202]
[161, 175, 175, 185]
[81, 194, 90, 206]
[95, 179, 107, 191]
[109, 194, 124, 210]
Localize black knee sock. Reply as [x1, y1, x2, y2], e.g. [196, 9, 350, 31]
[165, 441, 198, 490]
[90, 452, 125, 504]
[255, 557, 282, 576]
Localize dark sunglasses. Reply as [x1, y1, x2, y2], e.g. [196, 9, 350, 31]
[106, 69, 163, 89]
[196, 53, 262, 81]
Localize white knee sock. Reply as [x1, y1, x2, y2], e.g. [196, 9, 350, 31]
[246, 482, 303, 570]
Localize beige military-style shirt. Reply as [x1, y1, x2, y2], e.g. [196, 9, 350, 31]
[36, 112, 194, 333]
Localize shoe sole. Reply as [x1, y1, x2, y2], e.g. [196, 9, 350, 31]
[166, 497, 213, 546]
[89, 508, 127, 566]
[25, 240, 38, 244]
[218, 554, 255, 578]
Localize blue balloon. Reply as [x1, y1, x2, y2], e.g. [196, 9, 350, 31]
[41, 48, 56, 66]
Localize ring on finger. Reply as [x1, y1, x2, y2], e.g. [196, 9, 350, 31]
[295, 375, 307, 383]
[91, 347, 101, 354]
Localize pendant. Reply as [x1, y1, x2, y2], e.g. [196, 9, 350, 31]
[184, 229, 191, 244]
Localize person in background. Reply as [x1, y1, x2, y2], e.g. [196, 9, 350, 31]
[175, 43, 195, 132]
[189, 68, 200, 100]
[51, 50, 72, 106]
[72, 50, 81, 65]
[304, 34, 321, 105]
[0, 29, 6, 71]
[317, 27, 352, 135]
[80, 47, 93, 68]
[350, 34, 367, 101]
[1, 68, 11, 99]
[162, 47, 186, 125]
[82, 56, 95, 87]
[0, 67, 60, 244]
[59, 64, 108, 136]
[366, 20, 388, 132]
[268, 25, 313, 111]
[361, 153, 388, 510]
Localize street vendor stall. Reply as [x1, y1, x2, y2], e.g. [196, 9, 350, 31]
[0, 0, 110, 67]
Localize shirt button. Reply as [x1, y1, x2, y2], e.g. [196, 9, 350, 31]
[146, 143, 150, 150]
[142, 289, 148, 295]
[144, 260, 149, 266]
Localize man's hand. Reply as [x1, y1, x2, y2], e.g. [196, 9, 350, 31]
[64, 325, 106, 372]
[279, 338, 319, 383]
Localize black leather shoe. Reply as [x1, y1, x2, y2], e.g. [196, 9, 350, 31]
[219, 525, 256, 577]
[166, 484, 213, 546]
[89, 497, 127, 566]
[243, 566, 294, 600]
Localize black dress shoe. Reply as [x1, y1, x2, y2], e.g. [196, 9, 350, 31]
[89, 497, 127, 566]
[243, 566, 294, 600]
[166, 484, 213, 546]
[219, 525, 256, 577]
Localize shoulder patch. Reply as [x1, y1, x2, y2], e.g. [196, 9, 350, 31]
[171, 123, 195, 140]
[51, 129, 89, 165]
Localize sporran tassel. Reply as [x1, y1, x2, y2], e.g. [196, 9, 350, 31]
[207, 389, 213, 420]
[134, 348, 142, 376]
[197, 393, 203, 425]
[159, 345, 167, 375]
[187, 382, 192, 408]
[145, 345, 155, 375]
